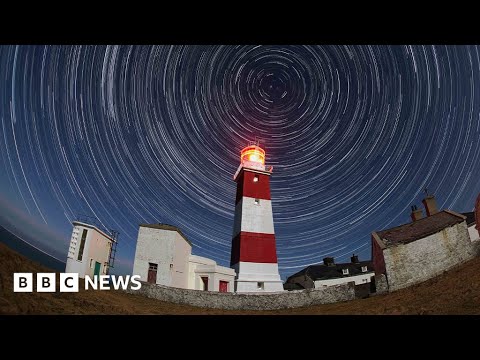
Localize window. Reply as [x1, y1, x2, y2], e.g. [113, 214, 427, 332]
[342, 268, 349, 275]
[104, 262, 108, 274]
[170, 264, 173, 269]
[77, 229, 88, 261]
[253, 176, 259, 183]
[89, 259, 94, 268]
[201, 276, 209, 291]
[361, 266, 368, 273]
[254, 198, 260, 205]
[257, 282, 264, 290]
[149, 263, 158, 271]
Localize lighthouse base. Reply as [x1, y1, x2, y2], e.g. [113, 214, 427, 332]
[232, 262, 284, 293]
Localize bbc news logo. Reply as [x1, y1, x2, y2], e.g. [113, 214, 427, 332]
[13, 273, 142, 292]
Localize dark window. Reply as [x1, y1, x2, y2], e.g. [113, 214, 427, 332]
[257, 282, 264, 290]
[254, 198, 260, 205]
[77, 229, 88, 261]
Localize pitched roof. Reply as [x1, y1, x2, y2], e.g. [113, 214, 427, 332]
[375, 210, 465, 248]
[287, 261, 373, 282]
[139, 223, 192, 246]
[462, 212, 476, 226]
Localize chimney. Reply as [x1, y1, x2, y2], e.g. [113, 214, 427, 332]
[323, 257, 335, 267]
[422, 195, 438, 217]
[410, 205, 423, 221]
[350, 254, 359, 263]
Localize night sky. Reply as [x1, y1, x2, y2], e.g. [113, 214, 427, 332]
[1, 45, 479, 279]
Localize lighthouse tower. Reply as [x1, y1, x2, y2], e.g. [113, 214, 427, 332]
[230, 143, 283, 292]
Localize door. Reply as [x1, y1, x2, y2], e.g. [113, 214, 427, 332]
[219, 281, 228, 293]
[201, 276, 209, 291]
[94, 261, 101, 276]
[148, 263, 158, 284]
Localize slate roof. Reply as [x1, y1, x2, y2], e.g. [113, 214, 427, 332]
[375, 210, 465, 248]
[462, 212, 476, 226]
[287, 260, 374, 282]
[139, 223, 192, 246]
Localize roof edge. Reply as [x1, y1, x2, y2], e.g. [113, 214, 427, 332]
[72, 221, 115, 242]
[372, 232, 386, 249]
[443, 209, 467, 220]
[139, 223, 192, 246]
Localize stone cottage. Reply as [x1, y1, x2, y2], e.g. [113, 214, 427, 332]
[372, 194, 478, 292]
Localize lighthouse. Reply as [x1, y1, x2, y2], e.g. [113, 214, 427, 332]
[230, 143, 284, 292]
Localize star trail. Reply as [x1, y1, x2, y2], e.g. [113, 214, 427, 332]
[1, 45, 480, 278]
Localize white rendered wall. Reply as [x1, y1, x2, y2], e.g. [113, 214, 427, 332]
[83, 229, 112, 277]
[171, 232, 192, 289]
[65, 223, 112, 278]
[188, 255, 235, 292]
[468, 224, 479, 242]
[233, 197, 275, 236]
[132, 227, 176, 286]
[65, 225, 93, 278]
[233, 262, 283, 292]
[314, 273, 374, 288]
[188, 255, 215, 289]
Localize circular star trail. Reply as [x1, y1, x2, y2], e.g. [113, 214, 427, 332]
[1, 45, 480, 277]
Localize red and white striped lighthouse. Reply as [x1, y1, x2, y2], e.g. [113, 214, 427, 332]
[230, 144, 283, 292]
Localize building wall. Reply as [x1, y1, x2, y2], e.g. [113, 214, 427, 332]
[188, 255, 235, 292]
[132, 227, 177, 286]
[84, 229, 112, 277]
[171, 232, 191, 288]
[372, 235, 386, 275]
[384, 221, 477, 291]
[314, 272, 374, 287]
[286, 274, 314, 289]
[468, 224, 479, 242]
[188, 255, 215, 289]
[65, 223, 112, 278]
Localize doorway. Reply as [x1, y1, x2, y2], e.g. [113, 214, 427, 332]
[148, 263, 158, 284]
[94, 261, 101, 276]
[219, 281, 228, 293]
[201, 276, 209, 291]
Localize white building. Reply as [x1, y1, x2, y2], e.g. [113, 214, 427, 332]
[188, 255, 235, 292]
[132, 224, 235, 292]
[284, 255, 374, 291]
[65, 221, 116, 278]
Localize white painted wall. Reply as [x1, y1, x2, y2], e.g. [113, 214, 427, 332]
[468, 224, 479, 242]
[172, 232, 191, 288]
[188, 255, 235, 292]
[233, 261, 284, 292]
[233, 197, 275, 236]
[65, 222, 113, 278]
[314, 272, 374, 288]
[132, 227, 177, 287]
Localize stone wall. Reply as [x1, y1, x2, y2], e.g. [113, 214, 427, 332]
[126, 281, 355, 310]
[384, 222, 478, 291]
